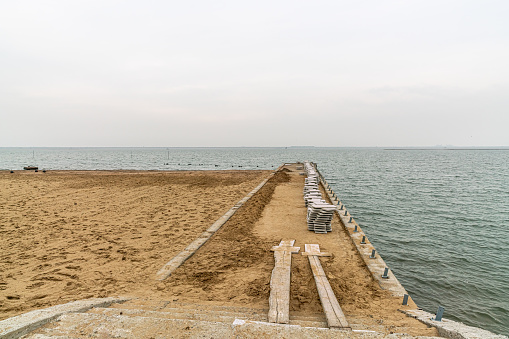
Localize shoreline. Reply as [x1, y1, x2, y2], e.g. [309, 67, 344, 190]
[1, 166, 505, 338]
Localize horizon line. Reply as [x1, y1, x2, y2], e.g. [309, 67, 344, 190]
[1, 146, 509, 149]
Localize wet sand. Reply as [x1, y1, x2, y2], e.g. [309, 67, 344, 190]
[0, 170, 269, 320]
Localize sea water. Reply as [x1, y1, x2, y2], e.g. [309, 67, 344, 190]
[1, 147, 508, 335]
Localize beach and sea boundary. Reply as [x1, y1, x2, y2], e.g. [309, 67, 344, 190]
[0, 164, 504, 337]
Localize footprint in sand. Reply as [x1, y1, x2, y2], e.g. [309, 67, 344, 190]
[6, 295, 20, 300]
[26, 282, 45, 289]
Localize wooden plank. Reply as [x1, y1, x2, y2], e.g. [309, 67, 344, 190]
[269, 262, 282, 322]
[312, 264, 339, 327]
[307, 244, 320, 253]
[324, 276, 350, 329]
[268, 240, 300, 324]
[302, 244, 331, 257]
[306, 247, 350, 329]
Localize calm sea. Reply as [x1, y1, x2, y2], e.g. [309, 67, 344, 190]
[1, 147, 508, 335]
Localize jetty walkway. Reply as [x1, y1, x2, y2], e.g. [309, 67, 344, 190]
[1, 164, 504, 338]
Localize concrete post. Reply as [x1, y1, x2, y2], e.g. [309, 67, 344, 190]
[433, 306, 445, 321]
[402, 294, 409, 305]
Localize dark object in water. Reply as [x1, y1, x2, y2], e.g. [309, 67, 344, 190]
[23, 166, 38, 170]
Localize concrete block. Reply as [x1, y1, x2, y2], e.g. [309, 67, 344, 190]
[0, 296, 130, 339]
[402, 309, 508, 339]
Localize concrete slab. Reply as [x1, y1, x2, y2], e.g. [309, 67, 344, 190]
[303, 244, 349, 329]
[402, 309, 508, 339]
[0, 296, 130, 339]
[232, 319, 442, 338]
[268, 240, 300, 324]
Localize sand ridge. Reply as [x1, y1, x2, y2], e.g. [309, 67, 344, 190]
[148, 170, 291, 303]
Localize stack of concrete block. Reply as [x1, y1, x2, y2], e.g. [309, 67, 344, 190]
[303, 161, 336, 233]
[303, 162, 320, 206]
[304, 178, 322, 207]
[307, 203, 335, 233]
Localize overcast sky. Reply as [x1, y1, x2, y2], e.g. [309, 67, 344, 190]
[1, 1, 508, 147]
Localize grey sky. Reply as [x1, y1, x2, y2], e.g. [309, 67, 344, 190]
[1, 0, 508, 147]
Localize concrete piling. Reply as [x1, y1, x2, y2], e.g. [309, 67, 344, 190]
[349, 217, 353, 223]
[370, 249, 376, 258]
[354, 225, 358, 232]
[433, 306, 445, 321]
[402, 294, 409, 305]
[361, 236, 366, 244]
[382, 267, 389, 279]
[344, 210, 347, 216]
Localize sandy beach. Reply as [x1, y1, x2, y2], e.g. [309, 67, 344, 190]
[1, 167, 439, 337]
[0, 170, 269, 320]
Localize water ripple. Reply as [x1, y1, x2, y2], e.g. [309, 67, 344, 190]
[1, 147, 508, 335]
